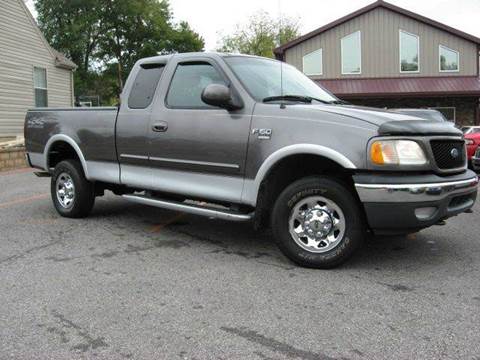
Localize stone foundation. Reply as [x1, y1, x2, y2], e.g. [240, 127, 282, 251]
[0, 147, 27, 171]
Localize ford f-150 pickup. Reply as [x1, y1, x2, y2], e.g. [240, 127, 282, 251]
[24, 52, 478, 268]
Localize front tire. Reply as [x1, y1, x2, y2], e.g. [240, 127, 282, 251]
[51, 160, 95, 218]
[271, 176, 364, 269]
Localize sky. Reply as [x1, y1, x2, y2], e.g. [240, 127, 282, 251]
[25, 0, 480, 51]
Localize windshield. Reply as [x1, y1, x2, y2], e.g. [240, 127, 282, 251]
[224, 56, 337, 103]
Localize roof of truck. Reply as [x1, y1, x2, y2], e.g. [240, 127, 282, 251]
[137, 52, 274, 65]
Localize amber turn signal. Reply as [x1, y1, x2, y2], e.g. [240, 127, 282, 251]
[371, 141, 384, 165]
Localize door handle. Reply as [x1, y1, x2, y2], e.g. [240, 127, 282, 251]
[152, 121, 168, 132]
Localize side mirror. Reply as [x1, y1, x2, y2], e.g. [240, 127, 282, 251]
[201, 84, 242, 111]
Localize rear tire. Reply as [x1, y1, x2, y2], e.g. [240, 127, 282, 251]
[271, 176, 364, 269]
[51, 160, 95, 218]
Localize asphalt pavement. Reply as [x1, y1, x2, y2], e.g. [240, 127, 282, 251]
[1, 168, 479, 360]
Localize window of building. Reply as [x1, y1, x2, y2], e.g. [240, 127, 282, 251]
[431, 107, 456, 123]
[399, 30, 419, 73]
[34, 67, 48, 107]
[341, 31, 361, 74]
[439, 45, 459, 72]
[128, 64, 165, 109]
[303, 49, 323, 76]
[166, 62, 226, 108]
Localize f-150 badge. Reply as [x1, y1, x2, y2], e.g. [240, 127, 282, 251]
[252, 128, 272, 140]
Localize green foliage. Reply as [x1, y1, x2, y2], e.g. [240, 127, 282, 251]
[35, 0, 204, 105]
[217, 11, 300, 58]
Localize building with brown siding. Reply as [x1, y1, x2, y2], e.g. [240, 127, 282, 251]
[274, 0, 480, 125]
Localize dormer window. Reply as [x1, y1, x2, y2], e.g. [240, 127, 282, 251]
[303, 49, 323, 76]
[439, 45, 459, 72]
[399, 30, 419, 73]
[341, 31, 361, 74]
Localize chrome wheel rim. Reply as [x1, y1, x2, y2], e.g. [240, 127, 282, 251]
[288, 196, 346, 253]
[56, 172, 75, 209]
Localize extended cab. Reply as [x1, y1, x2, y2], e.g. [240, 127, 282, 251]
[24, 53, 478, 268]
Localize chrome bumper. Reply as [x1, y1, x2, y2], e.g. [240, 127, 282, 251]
[355, 176, 479, 203]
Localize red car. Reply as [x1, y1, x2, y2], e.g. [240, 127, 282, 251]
[462, 126, 480, 166]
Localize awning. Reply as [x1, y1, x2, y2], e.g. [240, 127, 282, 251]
[316, 76, 480, 98]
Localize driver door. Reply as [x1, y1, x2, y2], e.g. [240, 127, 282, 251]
[147, 56, 253, 203]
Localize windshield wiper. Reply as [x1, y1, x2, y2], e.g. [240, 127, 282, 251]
[328, 99, 350, 105]
[263, 95, 312, 103]
[262, 95, 330, 104]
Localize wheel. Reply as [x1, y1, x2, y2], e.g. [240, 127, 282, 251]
[271, 176, 364, 269]
[51, 160, 95, 218]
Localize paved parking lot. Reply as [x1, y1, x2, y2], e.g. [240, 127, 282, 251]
[1, 168, 479, 359]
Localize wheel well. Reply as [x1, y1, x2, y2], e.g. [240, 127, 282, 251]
[47, 141, 81, 170]
[254, 154, 356, 229]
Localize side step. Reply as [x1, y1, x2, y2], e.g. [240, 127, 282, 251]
[34, 171, 51, 177]
[122, 194, 254, 222]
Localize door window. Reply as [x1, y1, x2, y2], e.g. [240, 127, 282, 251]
[166, 62, 226, 108]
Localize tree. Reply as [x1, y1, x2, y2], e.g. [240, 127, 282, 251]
[99, 0, 203, 92]
[35, 0, 204, 104]
[35, 0, 103, 97]
[217, 11, 300, 58]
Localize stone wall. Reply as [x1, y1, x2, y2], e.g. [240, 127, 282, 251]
[0, 147, 27, 171]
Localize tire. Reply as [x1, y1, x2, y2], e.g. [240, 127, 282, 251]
[271, 176, 364, 269]
[51, 159, 95, 218]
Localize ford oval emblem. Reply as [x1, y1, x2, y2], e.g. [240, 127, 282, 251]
[450, 148, 459, 159]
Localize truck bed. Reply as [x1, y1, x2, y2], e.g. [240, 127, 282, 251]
[24, 107, 119, 180]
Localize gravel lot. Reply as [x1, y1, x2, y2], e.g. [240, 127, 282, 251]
[1, 168, 479, 359]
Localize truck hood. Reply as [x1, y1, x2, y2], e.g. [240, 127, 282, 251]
[300, 104, 462, 136]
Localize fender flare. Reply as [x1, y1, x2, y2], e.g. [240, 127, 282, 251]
[241, 144, 357, 206]
[43, 134, 90, 178]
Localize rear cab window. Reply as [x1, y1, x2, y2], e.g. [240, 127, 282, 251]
[128, 64, 165, 109]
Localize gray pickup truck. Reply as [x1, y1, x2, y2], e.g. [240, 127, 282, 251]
[25, 52, 478, 268]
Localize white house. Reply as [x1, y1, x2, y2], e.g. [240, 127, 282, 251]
[0, 0, 76, 137]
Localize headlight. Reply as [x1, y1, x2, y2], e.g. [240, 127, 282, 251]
[465, 139, 474, 145]
[371, 140, 427, 166]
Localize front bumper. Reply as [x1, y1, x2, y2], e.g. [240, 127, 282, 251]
[354, 170, 478, 234]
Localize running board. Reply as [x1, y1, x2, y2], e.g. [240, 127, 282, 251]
[122, 194, 254, 222]
[34, 171, 51, 177]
